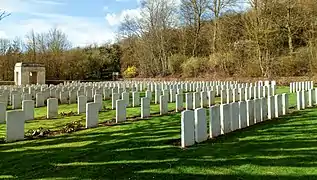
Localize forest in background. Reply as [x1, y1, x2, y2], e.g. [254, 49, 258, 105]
[0, 0, 317, 81]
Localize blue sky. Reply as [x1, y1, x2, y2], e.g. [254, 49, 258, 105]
[0, 0, 142, 47]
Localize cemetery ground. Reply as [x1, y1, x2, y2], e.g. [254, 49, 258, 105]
[1, 87, 316, 179]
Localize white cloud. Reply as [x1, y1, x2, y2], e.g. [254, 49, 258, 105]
[0, 0, 116, 47]
[105, 8, 141, 27]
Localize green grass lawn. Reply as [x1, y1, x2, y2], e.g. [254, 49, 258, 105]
[1, 86, 314, 179]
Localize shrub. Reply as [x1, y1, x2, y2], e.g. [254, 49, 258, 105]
[61, 121, 84, 133]
[168, 54, 187, 75]
[181, 57, 207, 77]
[123, 66, 137, 78]
[25, 127, 51, 139]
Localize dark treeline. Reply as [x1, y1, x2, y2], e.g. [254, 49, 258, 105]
[1, 0, 317, 81]
[0, 28, 121, 81]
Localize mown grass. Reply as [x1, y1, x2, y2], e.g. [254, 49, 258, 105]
[1, 86, 311, 180]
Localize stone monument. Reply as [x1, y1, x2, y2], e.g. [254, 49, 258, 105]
[14, 62, 46, 85]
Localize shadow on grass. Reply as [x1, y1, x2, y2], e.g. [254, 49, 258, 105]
[1, 109, 317, 179]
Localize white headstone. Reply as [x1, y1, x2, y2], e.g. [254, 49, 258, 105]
[86, 102, 99, 128]
[239, 101, 247, 128]
[160, 95, 168, 115]
[6, 110, 25, 142]
[112, 93, 119, 110]
[176, 94, 184, 112]
[22, 100, 34, 120]
[116, 99, 126, 123]
[230, 102, 239, 131]
[132, 92, 140, 107]
[141, 97, 150, 119]
[185, 93, 193, 110]
[194, 108, 208, 143]
[77, 95, 87, 114]
[209, 105, 221, 138]
[181, 110, 195, 148]
[94, 94, 103, 111]
[47, 98, 58, 119]
[0, 102, 6, 123]
[220, 104, 231, 134]
[282, 93, 289, 115]
[246, 100, 254, 126]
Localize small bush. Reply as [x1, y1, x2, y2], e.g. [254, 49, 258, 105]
[168, 54, 187, 75]
[123, 66, 137, 78]
[61, 121, 84, 133]
[60, 111, 76, 117]
[25, 127, 51, 139]
[181, 57, 207, 77]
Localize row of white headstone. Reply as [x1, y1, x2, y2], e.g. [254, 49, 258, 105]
[0, 80, 276, 107]
[181, 93, 289, 148]
[3, 80, 277, 142]
[290, 81, 313, 93]
[296, 89, 317, 110]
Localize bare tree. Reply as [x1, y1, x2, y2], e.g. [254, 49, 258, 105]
[0, 10, 10, 21]
[181, 0, 209, 56]
[209, 0, 238, 53]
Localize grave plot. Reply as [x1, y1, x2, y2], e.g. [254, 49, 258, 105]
[0, 80, 296, 143]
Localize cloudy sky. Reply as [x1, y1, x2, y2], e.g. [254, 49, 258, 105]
[0, 0, 142, 47]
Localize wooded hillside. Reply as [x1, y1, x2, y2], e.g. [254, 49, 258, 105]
[0, 0, 316, 80]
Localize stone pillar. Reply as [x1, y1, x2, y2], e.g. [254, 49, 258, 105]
[6, 110, 25, 142]
[181, 110, 195, 148]
[194, 108, 208, 143]
[246, 100, 254, 126]
[86, 102, 99, 128]
[220, 104, 231, 134]
[141, 97, 150, 119]
[116, 99, 126, 123]
[94, 94, 103, 111]
[230, 102, 239, 131]
[47, 98, 58, 119]
[77, 95, 87, 114]
[22, 100, 34, 120]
